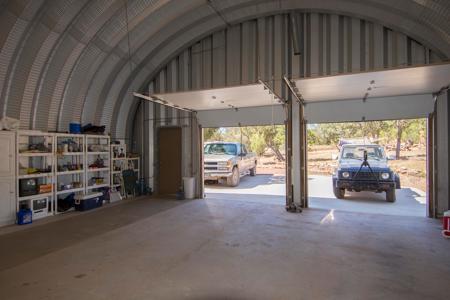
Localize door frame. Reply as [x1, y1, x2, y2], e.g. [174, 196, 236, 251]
[303, 117, 435, 218]
[427, 104, 437, 218]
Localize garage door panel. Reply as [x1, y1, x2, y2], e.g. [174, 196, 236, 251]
[294, 63, 450, 102]
[197, 105, 285, 128]
[305, 94, 434, 123]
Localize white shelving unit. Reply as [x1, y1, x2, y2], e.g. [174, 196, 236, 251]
[54, 134, 85, 214]
[9, 132, 114, 223]
[85, 135, 110, 193]
[16, 131, 55, 220]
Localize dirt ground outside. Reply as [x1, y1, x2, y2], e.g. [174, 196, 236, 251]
[256, 145, 426, 192]
[257, 152, 286, 176]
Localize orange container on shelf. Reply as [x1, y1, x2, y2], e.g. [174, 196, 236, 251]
[38, 184, 52, 194]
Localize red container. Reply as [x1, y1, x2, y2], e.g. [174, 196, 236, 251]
[442, 216, 450, 231]
[443, 211, 450, 238]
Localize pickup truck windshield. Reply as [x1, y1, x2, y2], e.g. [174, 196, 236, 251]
[204, 143, 237, 155]
[341, 146, 385, 160]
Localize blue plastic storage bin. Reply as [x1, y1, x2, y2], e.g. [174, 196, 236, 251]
[74, 192, 104, 211]
[69, 122, 81, 134]
[17, 209, 32, 225]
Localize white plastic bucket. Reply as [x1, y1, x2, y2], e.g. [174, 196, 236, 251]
[183, 177, 195, 199]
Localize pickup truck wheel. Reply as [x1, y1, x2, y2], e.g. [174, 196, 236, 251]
[333, 187, 345, 199]
[386, 188, 396, 202]
[227, 167, 240, 187]
[249, 165, 256, 176]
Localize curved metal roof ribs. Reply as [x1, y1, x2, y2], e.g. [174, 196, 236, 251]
[0, 0, 448, 137]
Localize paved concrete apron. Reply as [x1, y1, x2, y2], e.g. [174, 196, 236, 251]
[206, 174, 426, 217]
[0, 196, 448, 299]
[308, 175, 426, 217]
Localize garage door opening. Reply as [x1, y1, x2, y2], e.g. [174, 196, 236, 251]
[306, 119, 428, 217]
[203, 125, 286, 205]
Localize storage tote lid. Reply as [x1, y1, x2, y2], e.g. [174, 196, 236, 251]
[75, 192, 103, 200]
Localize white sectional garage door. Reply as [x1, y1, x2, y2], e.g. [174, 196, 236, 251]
[143, 63, 450, 126]
[294, 63, 450, 123]
[148, 84, 285, 127]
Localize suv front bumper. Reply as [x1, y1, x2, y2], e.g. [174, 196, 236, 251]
[335, 179, 395, 192]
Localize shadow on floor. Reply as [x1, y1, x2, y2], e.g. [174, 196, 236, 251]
[0, 197, 191, 272]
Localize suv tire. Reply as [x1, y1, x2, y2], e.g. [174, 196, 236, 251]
[386, 188, 396, 202]
[333, 187, 345, 199]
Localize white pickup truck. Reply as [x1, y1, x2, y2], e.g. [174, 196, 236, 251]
[204, 142, 257, 187]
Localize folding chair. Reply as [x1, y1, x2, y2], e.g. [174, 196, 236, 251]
[122, 169, 137, 199]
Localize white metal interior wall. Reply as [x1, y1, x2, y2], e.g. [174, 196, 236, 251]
[138, 11, 442, 101]
[132, 11, 445, 205]
[1, 1, 449, 137]
[132, 11, 443, 139]
[0, 1, 449, 206]
[131, 82, 200, 195]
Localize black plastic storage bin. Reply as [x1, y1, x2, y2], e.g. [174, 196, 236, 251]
[74, 192, 104, 211]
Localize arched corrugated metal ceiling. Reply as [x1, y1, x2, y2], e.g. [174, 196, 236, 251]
[0, 0, 449, 137]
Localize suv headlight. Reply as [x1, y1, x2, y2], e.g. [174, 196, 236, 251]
[381, 172, 390, 180]
[342, 171, 350, 178]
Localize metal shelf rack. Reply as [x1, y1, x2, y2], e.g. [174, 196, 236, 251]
[16, 131, 55, 220]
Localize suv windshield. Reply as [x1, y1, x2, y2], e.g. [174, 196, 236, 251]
[341, 145, 385, 160]
[204, 143, 237, 155]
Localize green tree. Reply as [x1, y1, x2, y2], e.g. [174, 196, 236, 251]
[249, 131, 266, 156]
[263, 126, 285, 161]
[403, 119, 426, 144]
[203, 128, 222, 141]
[307, 119, 427, 158]
[241, 125, 285, 161]
[204, 125, 286, 161]
[307, 128, 319, 146]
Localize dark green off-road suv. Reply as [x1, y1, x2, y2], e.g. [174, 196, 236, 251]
[332, 144, 401, 202]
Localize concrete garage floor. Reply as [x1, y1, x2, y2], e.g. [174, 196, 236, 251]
[0, 195, 449, 299]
